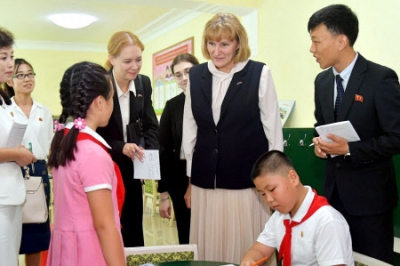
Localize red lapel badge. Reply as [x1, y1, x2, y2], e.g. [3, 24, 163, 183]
[355, 94, 364, 102]
[237, 81, 242, 85]
[137, 94, 143, 97]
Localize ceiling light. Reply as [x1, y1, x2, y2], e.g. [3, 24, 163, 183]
[48, 13, 97, 29]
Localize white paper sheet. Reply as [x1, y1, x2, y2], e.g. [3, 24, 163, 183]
[5, 122, 27, 148]
[315, 120, 360, 142]
[133, 150, 161, 180]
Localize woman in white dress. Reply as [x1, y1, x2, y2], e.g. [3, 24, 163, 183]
[182, 13, 283, 264]
[5, 58, 52, 266]
[0, 27, 36, 266]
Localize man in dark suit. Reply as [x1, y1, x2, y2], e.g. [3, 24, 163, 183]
[309, 4, 400, 264]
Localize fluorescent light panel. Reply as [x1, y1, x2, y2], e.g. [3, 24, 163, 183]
[48, 13, 97, 29]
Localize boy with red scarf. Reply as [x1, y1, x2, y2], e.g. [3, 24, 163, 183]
[241, 151, 353, 266]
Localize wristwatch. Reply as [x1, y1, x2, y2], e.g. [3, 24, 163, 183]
[344, 147, 351, 158]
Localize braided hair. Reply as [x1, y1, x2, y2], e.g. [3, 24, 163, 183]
[48, 61, 111, 168]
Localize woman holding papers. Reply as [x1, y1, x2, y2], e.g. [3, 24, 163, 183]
[97, 31, 159, 247]
[4, 58, 52, 266]
[182, 13, 283, 264]
[158, 53, 199, 244]
[0, 27, 36, 266]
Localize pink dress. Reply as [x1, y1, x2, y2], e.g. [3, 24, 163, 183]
[46, 133, 123, 266]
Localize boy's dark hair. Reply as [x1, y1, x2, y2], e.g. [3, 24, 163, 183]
[0, 27, 14, 105]
[251, 150, 294, 181]
[307, 4, 359, 47]
[48, 61, 111, 168]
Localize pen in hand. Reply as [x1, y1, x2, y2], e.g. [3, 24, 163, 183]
[251, 256, 269, 266]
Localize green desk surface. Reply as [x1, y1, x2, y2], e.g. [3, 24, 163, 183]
[153, 261, 236, 266]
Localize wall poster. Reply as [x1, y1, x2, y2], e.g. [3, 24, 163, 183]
[152, 37, 194, 115]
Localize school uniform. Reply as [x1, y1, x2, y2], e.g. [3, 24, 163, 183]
[257, 186, 354, 266]
[10, 97, 52, 254]
[0, 98, 25, 266]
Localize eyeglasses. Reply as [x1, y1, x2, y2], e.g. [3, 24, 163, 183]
[174, 70, 190, 80]
[12, 73, 36, 80]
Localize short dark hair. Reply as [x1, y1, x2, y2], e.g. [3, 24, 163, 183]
[0, 27, 14, 48]
[308, 4, 359, 46]
[0, 27, 14, 105]
[171, 53, 199, 75]
[251, 150, 294, 181]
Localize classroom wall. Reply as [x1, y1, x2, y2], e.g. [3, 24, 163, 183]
[13, 0, 400, 127]
[14, 49, 107, 116]
[256, 0, 400, 128]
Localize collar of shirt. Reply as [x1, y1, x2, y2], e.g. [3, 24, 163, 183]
[332, 52, 359, 90]
[282, 186, 314, 223]
[11, 97, 44, 110]
[112, 69, 136, 98]
[0, 96, 5, 110]
[65, 122, 111, 149]
[208, 59, 249, 79]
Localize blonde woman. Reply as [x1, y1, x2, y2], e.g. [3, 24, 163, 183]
[98, 31, 159, 247]
[183, 13, 283, 264]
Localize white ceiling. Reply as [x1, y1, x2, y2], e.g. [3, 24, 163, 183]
[2, 0, 258, 51]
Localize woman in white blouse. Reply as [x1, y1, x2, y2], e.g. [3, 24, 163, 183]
[182, 13, 283, 264]
[0, 28, 36, 266]
[5, 58, 52, 266]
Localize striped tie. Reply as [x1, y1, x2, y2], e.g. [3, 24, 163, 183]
[335, 75, 344, 121]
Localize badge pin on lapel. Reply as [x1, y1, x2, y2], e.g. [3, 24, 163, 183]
[354, 94, 364, 102]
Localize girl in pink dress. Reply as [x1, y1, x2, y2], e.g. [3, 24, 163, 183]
[47, 62, 125, 266]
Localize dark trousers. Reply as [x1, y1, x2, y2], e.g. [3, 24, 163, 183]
[331, 186, 394, 264]
[120, 179, 144, 247]
[169, 188, 191, 244]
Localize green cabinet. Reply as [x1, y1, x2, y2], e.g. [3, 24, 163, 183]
[283, 128, 400, 237]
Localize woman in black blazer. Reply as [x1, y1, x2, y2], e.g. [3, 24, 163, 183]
[158, 53, 199, 244]
[97, 31, 159, 247]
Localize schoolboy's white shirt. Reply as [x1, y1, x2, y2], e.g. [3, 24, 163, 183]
[0, 99, 26, 205]
[10, 98, 53, 160]
[257, 186, 354, 266]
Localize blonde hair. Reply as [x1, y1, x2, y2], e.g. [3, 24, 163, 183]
[201, 13, 251, 63]
[105, 31, 145, 71]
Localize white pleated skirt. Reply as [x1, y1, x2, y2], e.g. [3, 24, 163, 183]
[189, 185, 276, 265]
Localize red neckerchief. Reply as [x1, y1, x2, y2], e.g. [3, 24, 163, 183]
[278, 190, 329, 266]
[64, 129, 125, 218]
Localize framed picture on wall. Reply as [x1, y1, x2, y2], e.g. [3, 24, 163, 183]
[152, 37, 194, 115]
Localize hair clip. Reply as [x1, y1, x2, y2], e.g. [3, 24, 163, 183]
[74, 117, 86, 130]
[54, 120, 65, 132]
